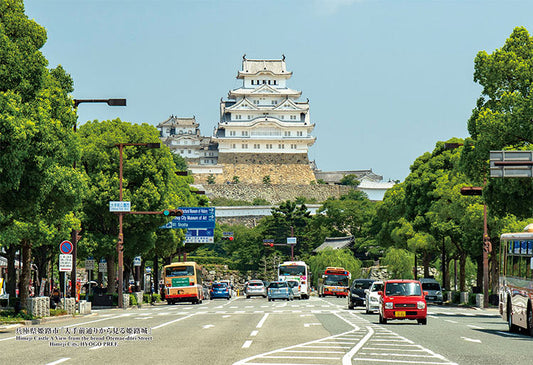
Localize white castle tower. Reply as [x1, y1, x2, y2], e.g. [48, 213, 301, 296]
[213, 55, 316, 172]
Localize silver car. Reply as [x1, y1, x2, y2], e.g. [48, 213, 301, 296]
[365, 281, 383, 314]
[245, 280, 267, 298]
[419, 278, 443, 304]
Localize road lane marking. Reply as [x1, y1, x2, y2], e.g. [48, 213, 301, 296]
[461, 336, 481, 343]
[203, 324, 215, 329]
[45, 359, 70, 365]
[256, 313, 269, 328]
[242, 340, 253, 348]
[222, 315, 231, 318]
[342, 326, 374, 365]
[152, 314, 195, 329]
[250, 330, 258, 336]
[304, 323, 322, 327]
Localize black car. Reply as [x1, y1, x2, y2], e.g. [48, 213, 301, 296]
[348, 279, 375, 309]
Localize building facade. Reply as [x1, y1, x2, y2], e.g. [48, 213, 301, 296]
[213, 55, 316, 165]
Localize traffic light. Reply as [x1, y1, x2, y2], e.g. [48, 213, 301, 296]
[222, 236, 234, 241]
[163, 209, 183, 216]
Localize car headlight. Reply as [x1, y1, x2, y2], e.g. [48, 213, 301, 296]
[417, 301, 426, 309]
[370, 297, 378, 302]
[385, 302, 393, 309]
[436, 291, 442, 295]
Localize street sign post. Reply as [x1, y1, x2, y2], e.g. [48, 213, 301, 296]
[160, 207, 216, 243]
[134, 256, 142, 267]
[59, 240, 73, 255]
[99, 258, 107, 273]
[59, 254, 72, 272]
[490, 150, 533, 177]
[109, 201, 131, 212]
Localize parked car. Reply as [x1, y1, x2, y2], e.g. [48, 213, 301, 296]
[419, 278, 443, 305]
[245, 280, 267, 298]
[210, 282, 231, 300]
[365, 281, 383, 314]
[267, 281, 294, 301]
[379, 280, 427, 325]
[348, 279, 375, 309]
[287, 279, 301, 299]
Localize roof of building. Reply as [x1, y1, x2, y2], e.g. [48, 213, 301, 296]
[228, 85, 302, 98]
[313, 236, 355, 253]
[314, 170, 383, 183]
[238, 55, 292, 78]
[157, 115, 198, 128]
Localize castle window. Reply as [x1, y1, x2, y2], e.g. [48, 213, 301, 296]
[188, 150, 191, 154]
[242, 144, 248, 149]
[271, 100, 278, 105]
[247, 115, 252, 120]
[281, 115, 285, 120]
[291, 144, 297, 149]
[266, 144, 273, 149]
[262, 80, 266, 84]
[251, 80, 254, 85]
[268, 80, 271, 85]
[170, 128, 176, 135]
[273, 80, 277, 85]
[235, 114, 242, 120]
[284, 131, 290, 137]
[297, 131, 303, 137]
[242, 131, 248, 136]
[253, 100, 259, 105]
[229, 131, 236, 136]
[254, 144, 260, 149]
[278, 144, 284, 149]
[231, 144, 236, 149]
[290, 115, 296, 120]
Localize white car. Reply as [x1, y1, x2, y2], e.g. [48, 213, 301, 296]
[287, 279, 301, 299]
[365, 281, 383, 314]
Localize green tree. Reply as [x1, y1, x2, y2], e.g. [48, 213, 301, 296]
[462, 26, 533, 219]
[77, 119, 197, 293]
[382, 247, 414, 279]
[339, 174, 360, 186]
[0, 2, 84, 307]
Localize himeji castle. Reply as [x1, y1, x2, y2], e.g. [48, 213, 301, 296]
[214, 55, 316, 164]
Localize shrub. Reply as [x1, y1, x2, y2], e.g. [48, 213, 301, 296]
[129, 294, 138, 306]
[143, 293, 161, 303]
[50, 308, 67, 316]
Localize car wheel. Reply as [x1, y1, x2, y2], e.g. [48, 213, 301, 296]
[379, 314, 387, 324]
[348, 302, 354, 310]
[508, 299, 519, 333]
[167, 300, 172, 305]
[417, 318, 427, 325]
[527, 303, 533, 336]
[263, 295, 267, 298]
[246, 296, 250, 299]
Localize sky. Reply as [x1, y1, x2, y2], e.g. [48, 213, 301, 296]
[21, 0, 533, 181]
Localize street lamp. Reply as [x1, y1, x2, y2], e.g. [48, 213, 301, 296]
[70, 98, 126, 301]
[115, 142, 160, 308]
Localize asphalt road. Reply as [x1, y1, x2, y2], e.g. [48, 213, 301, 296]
[1, 296, 531, 365]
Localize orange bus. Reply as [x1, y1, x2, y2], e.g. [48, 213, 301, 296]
[161, 261, 204, 305]
[499, 224, 533, 335]
[318, 267, 351, 297]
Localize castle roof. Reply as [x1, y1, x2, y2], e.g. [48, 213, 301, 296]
[313, 236, 355, 253]
[237, 55, 292, 79]
[229, 85, 301, 98]
[157, 115, 198, 128]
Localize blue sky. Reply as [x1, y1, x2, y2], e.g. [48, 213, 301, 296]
[22, 0, 533, 181]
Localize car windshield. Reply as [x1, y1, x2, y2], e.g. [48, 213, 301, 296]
[324, 275, 349, 286]
[269, 282, 287, 288]
[385, 282, 422, 296]
[422, 282, 441, 291]
[372, 283, 383, 292]
[352, 281, 373, 290]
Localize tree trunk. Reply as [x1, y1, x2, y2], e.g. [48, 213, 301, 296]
[106, 255, 116, 294]
[476, 255, 483, 290]
[423, 251, 430, 278]
[20, 240, 32, 309]
[490, 237, 499, 295]
[6, 244, 18, 299]
[444, 257, 452, 291]
[153, 254, 159, 295]
[459, 252, 467, 292]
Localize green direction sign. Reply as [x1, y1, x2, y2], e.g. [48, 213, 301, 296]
[171, 277, 190, 287]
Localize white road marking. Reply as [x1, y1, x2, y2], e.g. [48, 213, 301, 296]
[250, 330, 258, 336]
[343, 326, 374, 365]
[203, 324, 214, 329]
[45, 359, 70, 365]
[242, 340, 253, 348]
[256, 313, 269, 328]
[222, 315, 231, 318]
[304, 323, 322, 327]
[461, 336, 481, 343]
[152, 314, 195, 329]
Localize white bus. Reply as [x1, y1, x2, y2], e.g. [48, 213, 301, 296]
[499, 224, 533, 335]
[278, 261, 310, 299]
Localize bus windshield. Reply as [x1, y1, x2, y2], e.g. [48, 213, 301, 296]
[324, 275, 349, 286]
[279, 265, 306, 276]
[166, 266, 194, 277]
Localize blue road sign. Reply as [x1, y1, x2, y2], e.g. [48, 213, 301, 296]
[59, 240, 73, 255]
[160, 207, 216, 230]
